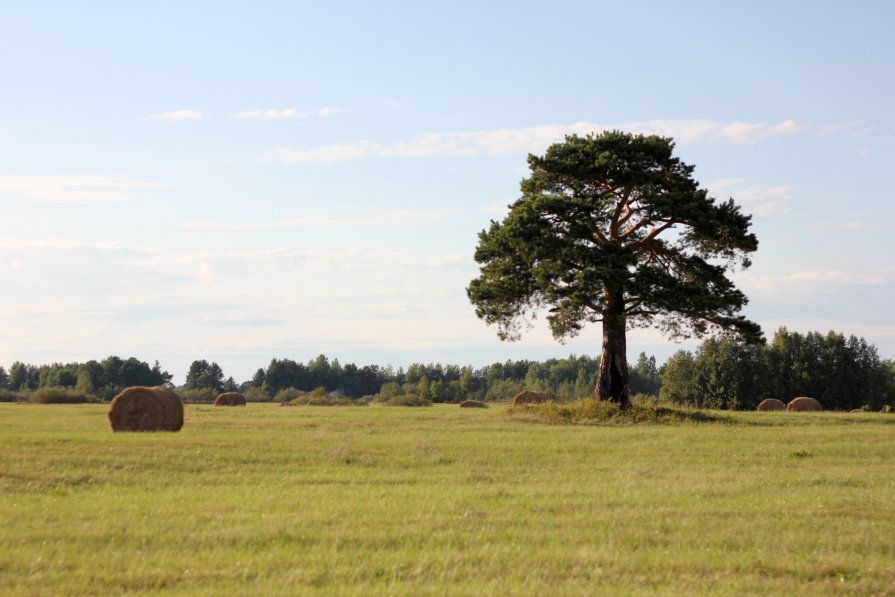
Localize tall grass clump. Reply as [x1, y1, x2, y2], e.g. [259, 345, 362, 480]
[511, 395, 723, 424]
[28, 387, 99, 404]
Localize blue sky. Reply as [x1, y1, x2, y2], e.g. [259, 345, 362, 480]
[1, 1, 893, 383]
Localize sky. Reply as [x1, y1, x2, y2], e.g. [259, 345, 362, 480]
[1, 1, 893, 384]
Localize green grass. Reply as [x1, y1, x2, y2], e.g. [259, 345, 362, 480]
[1, 403, 894, 595]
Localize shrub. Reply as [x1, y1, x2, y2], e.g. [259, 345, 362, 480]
[273, 387, 304, 403]
[290, 394, 368, 407]
[0, 388, 22, 402]
[179, 387, 216, 403]
[29, 387, 99, 404]
[243, 386, 273, 402]
[385, 394, 432, 407]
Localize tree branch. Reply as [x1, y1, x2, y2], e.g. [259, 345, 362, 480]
[627, 221, 676, 249]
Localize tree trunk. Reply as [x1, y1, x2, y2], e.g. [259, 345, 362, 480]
[597, 289, 631, 409]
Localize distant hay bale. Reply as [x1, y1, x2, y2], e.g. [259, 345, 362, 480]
[786, 396, 823, 412]
[108, 386, 184, 432]
[757, 398, 786, 411]
[512, 390, 551, 406]
[459, 400, 488, 408]
[214, 392, 246, 406]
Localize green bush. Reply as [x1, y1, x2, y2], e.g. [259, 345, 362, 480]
[290, 395, 368, 407]
[273, 387, 304, 403]
[385, 394, 432, 407]
[0, 388, 22, 402]
[243, 386, 273, 402]
[179, 387, 216, 403]
[29, 387, 98, 404]
[283, 387, 367, 407]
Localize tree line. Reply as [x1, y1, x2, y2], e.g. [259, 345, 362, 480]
[661, 327, 895, 411]
[2, 327, 892, 409]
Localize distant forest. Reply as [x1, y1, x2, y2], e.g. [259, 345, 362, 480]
[2, 328, 893, 411]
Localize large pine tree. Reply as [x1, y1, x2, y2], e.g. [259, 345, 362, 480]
[467, 131, 762, 408]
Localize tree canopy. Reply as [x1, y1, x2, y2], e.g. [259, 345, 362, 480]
[468, 131, 761, 406]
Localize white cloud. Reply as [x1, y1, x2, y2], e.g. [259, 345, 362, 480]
[231, 108, 312, 120]
[231, 107, 349, 119]
[0, 175, 164, 204]
[808, 221, 884, 233]
[737, 268, 891, 304]
[759, 318, 895, 342]
[0, 238, 130, 252]
[705, 179, 794, 218]
[180, 209, 457, 231]
[274, 118, 806, 163]
[318, 107, 349, 117]
[148, 109, 204, 121]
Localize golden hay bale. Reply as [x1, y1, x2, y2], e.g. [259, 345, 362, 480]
[459, 400, 488, 408]
[786, 396, 823, 412]
[512, 390, 551, 406]
[757, 398, 786, 411]
[214, 392, 246, 406]
[108, 386, 184, 432]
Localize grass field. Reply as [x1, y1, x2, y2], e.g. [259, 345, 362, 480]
[1, 403, 894, 595]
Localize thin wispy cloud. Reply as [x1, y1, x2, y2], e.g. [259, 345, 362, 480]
[808, 221, 885, 233]
[318, 107, 349, 117]
[274, 119, 805, 163]
[232, 108, 312, 120]
[0, 175, 164, 204]
[705, 179, 794, 218]
[147, 109, 204, 121]
[738, 268, 891, 303]
[232, 107, 349, 119]
[181, 209, 458, 230]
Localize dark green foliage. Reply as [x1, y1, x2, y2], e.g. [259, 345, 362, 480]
[630, 352, 662, 395]
[8, 362, 39, 391]
[261, 356, 387, 398]
[184, 360, 225, 392]
[468, 131, 761, 406]
[28, 387, 98, 404]
[766, 328, 891, 410]
[661, 327, 894, 410]
[5, 357, 170, 400]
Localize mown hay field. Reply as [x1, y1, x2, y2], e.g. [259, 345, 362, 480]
[1, 403, 894, 595]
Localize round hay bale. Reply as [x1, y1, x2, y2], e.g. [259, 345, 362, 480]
[786, 396, 822, 412]
[108, 386, 184, 432]
[757, 398, 786, 411]
[512, 390, 551, 406]
[214, 392, 246, 406]
[459, 399, 488, 408]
